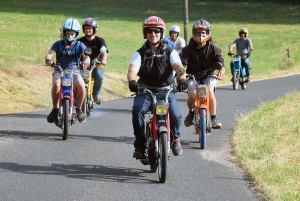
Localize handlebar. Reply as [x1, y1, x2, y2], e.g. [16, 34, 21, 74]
[138, 87, 174, 104]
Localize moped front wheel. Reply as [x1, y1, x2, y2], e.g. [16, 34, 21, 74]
[199, 108, 206, 149]
[158, 132, 168, 183]
[62, 99, 69, 140]
[233, 71, 239, 90]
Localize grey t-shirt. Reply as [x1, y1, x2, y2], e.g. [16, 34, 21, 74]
[232, 38, 252, 55]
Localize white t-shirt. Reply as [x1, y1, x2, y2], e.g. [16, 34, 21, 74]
[130, 49, 181, 69]
[168, 36, 186, 53]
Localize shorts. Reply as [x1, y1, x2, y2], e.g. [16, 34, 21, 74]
[187, 77, 217, 90]
[52, 70, 83, 84]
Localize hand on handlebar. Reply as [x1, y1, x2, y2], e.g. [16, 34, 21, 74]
[45, 59, 53, 66]
[82, 61, 90, 70]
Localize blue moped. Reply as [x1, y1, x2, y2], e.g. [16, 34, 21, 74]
[229, 53, 248, 90]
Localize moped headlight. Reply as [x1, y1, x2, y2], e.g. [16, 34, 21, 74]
[198, 87, 207, 99]
[156, 105, 168, 115]
[62, 78, 72, 86]
[82, 70, 90, 80]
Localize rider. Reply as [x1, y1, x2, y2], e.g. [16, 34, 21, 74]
[127, 16, 188, 159]
[168, 25, 186, 54]
[228, 28, 253, 82]
[181, 19, 225, 129]
[45, 18, 90, 123]
[78, 18, 108, 104]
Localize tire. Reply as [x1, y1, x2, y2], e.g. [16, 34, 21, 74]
[241, 80, 247, 90]
[146, 126, 157, 173]
[62, 99, 69, 140]
[158, 132, 168, 183]
[82, 88, 88, 115]
[199, 108, 206, 149]
[233, 71, 239, 90]
[207, 111, 211, 134]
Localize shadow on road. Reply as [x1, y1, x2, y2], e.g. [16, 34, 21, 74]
[0, 129, 135, 143]
[0, 162, 158, 183]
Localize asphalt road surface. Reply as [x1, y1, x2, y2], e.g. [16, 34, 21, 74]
[0, 74, 299, 201]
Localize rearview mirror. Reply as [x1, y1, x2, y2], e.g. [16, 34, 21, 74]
[213, 62, 223, 70]
[176, 66, 186, 76]
[100, 46, 107, 53]
[84, 47, 92, 56]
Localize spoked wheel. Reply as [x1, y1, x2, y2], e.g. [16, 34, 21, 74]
[62, 99, 70, 140]
[158, 132, 168, 183]
[199, 108, 206, 149]
[233, 71, 239, 90]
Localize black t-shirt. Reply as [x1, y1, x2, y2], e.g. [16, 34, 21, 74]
[78, 36, 108, 60]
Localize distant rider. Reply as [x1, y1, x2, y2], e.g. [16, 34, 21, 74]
[228, 28, 253, 82]
[168, 25, 186, 54]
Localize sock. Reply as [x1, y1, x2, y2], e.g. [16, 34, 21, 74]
[211, 115, 216, 120]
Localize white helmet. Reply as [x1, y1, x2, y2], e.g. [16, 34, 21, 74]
[169, 25, 180, 36]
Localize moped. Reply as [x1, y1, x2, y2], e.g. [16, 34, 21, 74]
[81, 46, 107, 116]
[139, 67, 185, 183]
[50, 48, 92, 140]
[228, 53, 248, 90]
[186, 63, 222, 149]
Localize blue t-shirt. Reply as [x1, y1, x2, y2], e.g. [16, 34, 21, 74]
[51, 40, 86, 69]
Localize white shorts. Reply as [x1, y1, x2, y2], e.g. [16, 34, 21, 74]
[187, 77, 217, 90]
[52, 70, 83, 84]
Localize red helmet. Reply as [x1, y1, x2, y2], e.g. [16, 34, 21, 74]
[142, 16, 166, 39]
[192, 19, 211, 44]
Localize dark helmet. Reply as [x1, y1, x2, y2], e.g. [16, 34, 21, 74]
[192, 19, 211, 44]
[82, 18, 98, 35]
[239, 28, 248, 37]
[142, 16, 166, 39]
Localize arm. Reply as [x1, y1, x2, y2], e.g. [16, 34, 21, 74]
[228, 43, 236, 53]
[45, 49, 55, 65]
[127, 64, 139, 82]
[101, 51, 108, 64]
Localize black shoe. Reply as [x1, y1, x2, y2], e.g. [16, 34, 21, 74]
[184, 112, 194, 127]
[171, 138, 182, 156]
[231, 77, 233, 82]
[133, 148, 145, 159]
[94, 96, 102, 105]
[76, 109, 86, 123]
[247, 76, 250, 82]
[47, 109, 58, 123]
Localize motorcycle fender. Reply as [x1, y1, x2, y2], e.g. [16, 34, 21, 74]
[62, 86, 71, 97]
[158, 126, 167, 133]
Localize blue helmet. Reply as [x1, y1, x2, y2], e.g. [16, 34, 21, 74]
[62, 18, 80, 44]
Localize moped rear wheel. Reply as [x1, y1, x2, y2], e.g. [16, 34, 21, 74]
[62, 99, 69, 140]
[82, 88, 88, 115]
[158, 132, 168, 183]
[199, 108, 206, 149]
[233, 71, 239, 90]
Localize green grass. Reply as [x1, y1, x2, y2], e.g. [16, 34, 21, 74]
[0, 0, 300, 200]
[233, 93, 300, 201]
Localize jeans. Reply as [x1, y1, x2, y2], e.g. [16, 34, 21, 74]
[92, 68, 104, 98]
[132, 92, 182, 149]
[230, 57, 251, 76]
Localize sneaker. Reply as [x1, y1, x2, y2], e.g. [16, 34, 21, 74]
[184, 112, 194, 127]
[247, 76, 250, 82]
[76, 109, 86, 123]
[94, 96, 102, 105]
[133, 148, 145, 159]
[211, 118, 222, 129]
[47, 109, 58, 123]
[171, 138, 182, 156]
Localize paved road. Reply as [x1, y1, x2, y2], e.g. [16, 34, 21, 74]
[0, 74, 299, 201]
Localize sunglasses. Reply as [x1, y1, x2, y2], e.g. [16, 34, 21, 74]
[146, 29, 161, 34]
